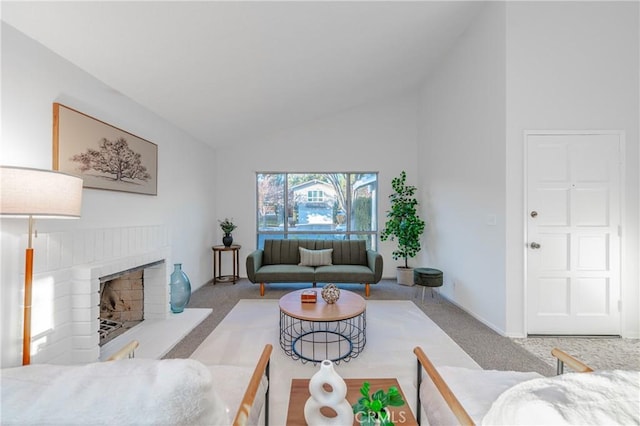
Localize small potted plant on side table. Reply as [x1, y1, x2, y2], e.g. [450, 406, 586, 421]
[353, 381, 405, 426]
[218, 218, 237, 247]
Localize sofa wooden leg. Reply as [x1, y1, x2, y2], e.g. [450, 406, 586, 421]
[260, 283, 265, 297]
[365, 283, 370, 298]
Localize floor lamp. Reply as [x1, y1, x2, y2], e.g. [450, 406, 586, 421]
[0, 166, 83, 365]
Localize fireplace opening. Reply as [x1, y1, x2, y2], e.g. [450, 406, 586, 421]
[99, 269, 144, 346]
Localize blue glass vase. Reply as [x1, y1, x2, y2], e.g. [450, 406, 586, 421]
[170, 263, 191, 313]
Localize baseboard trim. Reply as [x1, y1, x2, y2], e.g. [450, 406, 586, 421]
[440, 294, 508, 337]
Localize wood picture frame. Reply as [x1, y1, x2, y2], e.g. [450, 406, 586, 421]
[53, 103, 158, 195]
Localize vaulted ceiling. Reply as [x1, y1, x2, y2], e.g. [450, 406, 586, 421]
[2, 1, 483, 148]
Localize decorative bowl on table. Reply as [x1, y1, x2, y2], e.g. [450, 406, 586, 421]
[321, 284, 340, 304]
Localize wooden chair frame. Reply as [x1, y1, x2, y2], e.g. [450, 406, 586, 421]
[105, 340, 140, 361]
[233, 343, 273, 426]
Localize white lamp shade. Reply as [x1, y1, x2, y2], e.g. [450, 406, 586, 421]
[0, 166, 83, 218]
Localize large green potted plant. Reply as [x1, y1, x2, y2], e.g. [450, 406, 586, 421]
[380, 171, 425, 285]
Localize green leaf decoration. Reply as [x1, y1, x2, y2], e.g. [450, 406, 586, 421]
[352, 381, 406, 426]
[360, 381, 371, 397]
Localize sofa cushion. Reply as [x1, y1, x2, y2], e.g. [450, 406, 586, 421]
[299, 247, 333, 266]
[263, 239, 315, 265]
[254, 264, 316, 282]
[314, 239, 368, 265]
[315, 265, 375, 283]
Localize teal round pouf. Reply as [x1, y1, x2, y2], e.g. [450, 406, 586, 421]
[413, 268, 443, 287]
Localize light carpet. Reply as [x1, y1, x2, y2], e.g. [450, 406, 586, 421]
[513, 336, 640, 371]
[189, 299, 479, 425]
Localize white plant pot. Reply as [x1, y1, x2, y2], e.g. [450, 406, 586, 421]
[397, 267, 414, 286]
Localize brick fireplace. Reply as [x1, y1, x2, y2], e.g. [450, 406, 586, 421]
[71, 251, 170, 363]
[22, 225, 171, 365]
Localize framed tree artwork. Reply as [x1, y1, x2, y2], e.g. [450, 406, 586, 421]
[53, 103, 158, 195]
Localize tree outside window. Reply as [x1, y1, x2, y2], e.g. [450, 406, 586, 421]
[256, 172, 377, 249]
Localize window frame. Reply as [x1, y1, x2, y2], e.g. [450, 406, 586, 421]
[255, 172, 378, 249]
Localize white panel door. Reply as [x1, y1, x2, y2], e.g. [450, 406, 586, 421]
[526, 133, 622, 335]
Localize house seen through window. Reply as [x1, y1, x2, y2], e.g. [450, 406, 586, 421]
[256, 172, 378, 249]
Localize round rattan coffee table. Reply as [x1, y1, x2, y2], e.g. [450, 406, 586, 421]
[279, 288, 366, 364]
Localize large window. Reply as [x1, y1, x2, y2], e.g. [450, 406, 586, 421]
[256, 172, 378, 249]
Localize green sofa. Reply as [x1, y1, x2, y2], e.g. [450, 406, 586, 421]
[246, 239, 383, 297]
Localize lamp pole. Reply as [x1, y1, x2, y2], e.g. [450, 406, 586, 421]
[22, 216, 34, 365]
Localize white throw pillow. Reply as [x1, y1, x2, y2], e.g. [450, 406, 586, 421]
[482, 370, 640, 425]
[299, 247, 333, 266]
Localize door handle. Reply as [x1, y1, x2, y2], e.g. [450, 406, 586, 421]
[530, 242, 541, 249]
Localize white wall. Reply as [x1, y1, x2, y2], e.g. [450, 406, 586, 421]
[1, 23, 218, 366]
[417, 1, 639, 338]
[505, 2, 640, 338]
[214, 92, 420, 278]
[417, 2, 507, 333]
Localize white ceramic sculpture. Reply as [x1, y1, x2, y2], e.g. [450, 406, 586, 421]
[304, 360, 354, 426]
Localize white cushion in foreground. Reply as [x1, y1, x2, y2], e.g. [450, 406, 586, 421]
[1, 358, 230, 425]
[482, 370, 640, 425]
[419, 367, 542, 425]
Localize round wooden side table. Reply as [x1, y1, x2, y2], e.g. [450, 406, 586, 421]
[211, 244, 241, 284]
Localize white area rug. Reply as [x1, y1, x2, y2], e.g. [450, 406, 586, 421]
[190, 299, 479, 425]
